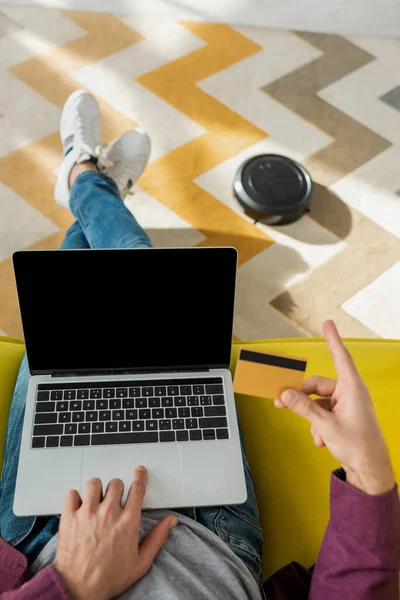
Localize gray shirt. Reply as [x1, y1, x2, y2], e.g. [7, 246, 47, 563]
[31, 509, 262, 600]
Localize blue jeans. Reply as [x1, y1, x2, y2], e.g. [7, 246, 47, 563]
[0, 171, 264, 585]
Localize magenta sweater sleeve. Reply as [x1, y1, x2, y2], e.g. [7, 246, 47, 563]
[310, 469, 400, 599]
[0, 566, 69, 600]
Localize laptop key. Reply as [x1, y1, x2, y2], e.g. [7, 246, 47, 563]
[112, 410, 124, 420]
[36, 402, 55, 413]
[37, 391, 50, 401]
[162, 397, 173, 408]
[77, 390, 89, 399]
[60, 435, 73, 447]
[142, 387, 153, 397]
[79, 423, 90, 434]
[199, 417, 227, 429]
[72, 412, 85, 422]
[64, 390, 76, 400]
[86, 411, 98, 422]
[92, 422, 105, 433]
[103, 389, 115, 399]
[185, 418, 198, 430]
[50, 391, 63, 401]
[146, 420, 158, 431]
[200, 395, 212, 406]
[83, 400, 95, 411]
[193, 385, 204, 395]
[46, 436, 59, 447]
[155, 386, 166, 396]
[132, 421, 145, 431]
[59, 413, 72, 423]
[216, 428, 229, 440]
[96, 400, 108, 410]
[167, 386, 179, 396]
[119, 421, 131, 432]
[159, 420, 172, 431]
[92, 432, 158, 445]
[116, 388, 127, 398]
[56, 401, 69, 412]
[106, 422, 118, 432]
[206, 384, 224, 394]
[191, 407, 203, 418]
[129, 387, 140, 397]
[187, 396, 199, 406]
[160, 431, 175, 442]
[179, 407, 190, 418]
[189, 430, 202, 441]
[35, 413, 57, 424]
[165, 408, 177, 419]
[205, 406, 226, 417]
[126, 410, 138, 420]
[110, 399, 121, 410]
[90, 389, 102, 399]
[212, 395, 225, 405]
[65, 424, 77, 434]
[152, 408, 164, 419]
[136, 398, 148, 409]
[33, 424, 63, 436]
[32, 436, 45, 448]
[74, 435, 90, 446]
[203, 429, 216, 440]
[149, 398, 160, 408]
[173, 419, 184, 430]
[176, 430, 189, 442]
[123, 399, 135, 409]
[180, 385, 191, 396]
[139, 409, 151, 420]
[174, 397, 186, 407]
[99, 410, 111, 421]
[70, 401, 82, 411]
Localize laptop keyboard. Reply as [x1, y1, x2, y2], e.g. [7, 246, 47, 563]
[32, 378, 229, 449]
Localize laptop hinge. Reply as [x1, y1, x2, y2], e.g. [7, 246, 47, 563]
[51, 367, 210, 378]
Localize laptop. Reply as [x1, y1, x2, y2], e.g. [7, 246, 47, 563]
[12, 247, 247, 516]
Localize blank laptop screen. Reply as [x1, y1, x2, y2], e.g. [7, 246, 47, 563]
[13, 247, 237, 375]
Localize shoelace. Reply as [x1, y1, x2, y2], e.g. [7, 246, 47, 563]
[95, 144, 134, 197]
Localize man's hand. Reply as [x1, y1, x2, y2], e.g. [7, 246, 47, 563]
[275, 320, 395, 496]
[55, 466, 177, 600]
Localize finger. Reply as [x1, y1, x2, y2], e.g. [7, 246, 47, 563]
[313, 432, 326, 448]
[63, 489, 82, 514]
[138, 517, 177, 577]
[280, 389, 330, 426]
[323, 320, 358, 381]
[303, 375, 336, 397]
[274, 398, 287, 409]
[83, 477, 103, 511]
[125, 466, 148, 519]
[103, 478, 124, 509]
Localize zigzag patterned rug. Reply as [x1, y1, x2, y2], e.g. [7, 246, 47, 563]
[1, 7, 400, 340]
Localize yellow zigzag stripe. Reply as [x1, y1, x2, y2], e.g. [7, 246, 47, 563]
[138, 22, 274, 265]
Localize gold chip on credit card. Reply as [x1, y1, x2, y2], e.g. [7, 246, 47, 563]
[234, 349, 307, 399]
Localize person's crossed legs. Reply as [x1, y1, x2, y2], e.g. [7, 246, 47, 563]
[0, 91, 263, 584]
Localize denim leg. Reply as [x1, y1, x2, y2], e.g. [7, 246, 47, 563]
[60, 220, 90, 249]
[69, 170, 153, 249]
[0, 357, 60, 563]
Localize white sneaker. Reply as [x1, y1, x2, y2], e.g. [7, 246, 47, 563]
[55, 90, 101, 209]
[98, 129, 151, 198]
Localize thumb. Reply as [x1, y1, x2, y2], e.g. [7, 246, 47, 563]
[281, 389, 329, 426]
[138, 517, 177, 574]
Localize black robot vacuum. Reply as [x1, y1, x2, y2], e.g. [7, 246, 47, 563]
[233, 154, 313, 225]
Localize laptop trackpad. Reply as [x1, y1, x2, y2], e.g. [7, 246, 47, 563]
[81, 445, 183, 508]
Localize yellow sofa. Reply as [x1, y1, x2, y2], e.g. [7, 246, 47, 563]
[1, 335, 399, 580]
